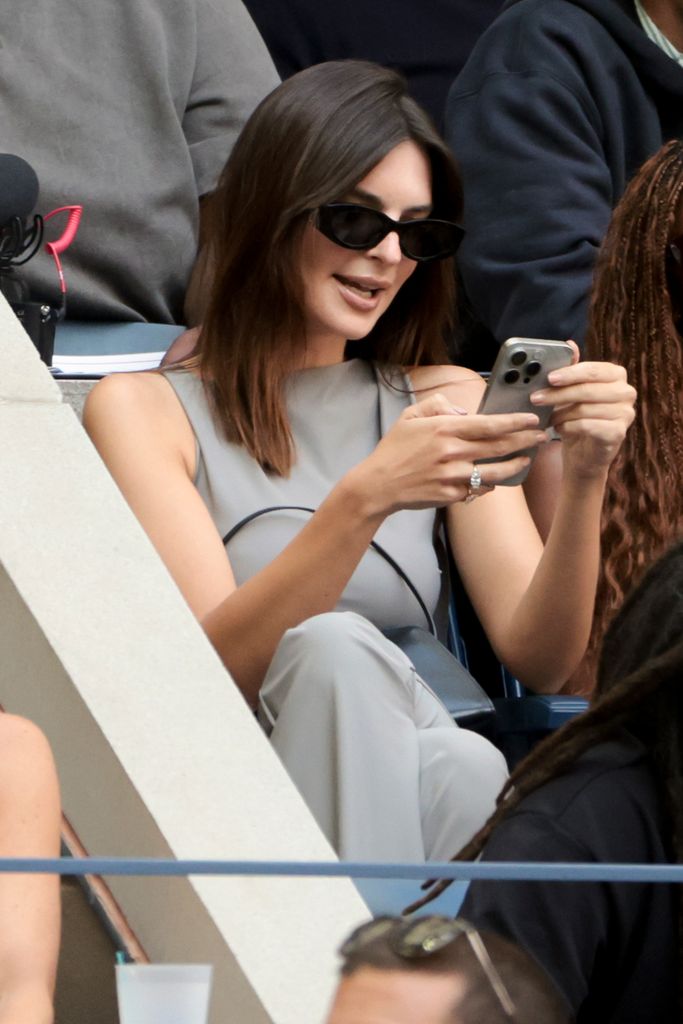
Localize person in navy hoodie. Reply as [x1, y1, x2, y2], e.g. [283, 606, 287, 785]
[445, 0, 683, 367]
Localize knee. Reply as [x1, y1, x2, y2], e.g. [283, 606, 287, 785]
[0, 714, 53, 762]
[263, 611, 411, 711]
[277, 611, 381, 662]
[420, 728, 508, 793]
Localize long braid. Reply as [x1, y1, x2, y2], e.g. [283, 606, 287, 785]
[581, 141, 683, 691]
[407, 540, 683, 1024]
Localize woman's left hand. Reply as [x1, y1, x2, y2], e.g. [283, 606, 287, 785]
[529, 341, 636, 480]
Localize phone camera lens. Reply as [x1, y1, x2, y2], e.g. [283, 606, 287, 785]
[504, 369, 520, 384]
[526, 361, 542, 377]
[510, 350, 527, 366]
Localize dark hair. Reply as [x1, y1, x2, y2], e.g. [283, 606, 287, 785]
[409, 540, 683, 1017]
[338, 917, 570, 1023]
[583, 139, 683, 689]
[194, 60, 462, 474]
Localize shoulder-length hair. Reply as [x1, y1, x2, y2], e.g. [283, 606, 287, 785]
[583, 139, 683, 685]
[195, 60, 463, 474]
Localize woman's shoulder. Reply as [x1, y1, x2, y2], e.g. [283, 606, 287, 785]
[83, 370, 197, 471]
[86, 367, 201, 418]
[408, 363, 486, 413]
[506, 738, 660, 846]
[86, 367, 170, 405]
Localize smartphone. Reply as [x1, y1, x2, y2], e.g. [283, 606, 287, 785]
[476, 337, 574, 485]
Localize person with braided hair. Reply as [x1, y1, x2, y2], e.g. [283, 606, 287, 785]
[579, 138, 683, 692]
[411, 540, 683, 1022]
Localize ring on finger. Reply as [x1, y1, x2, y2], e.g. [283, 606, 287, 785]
[465, 465, 484, 504]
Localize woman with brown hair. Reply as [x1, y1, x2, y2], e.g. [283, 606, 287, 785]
[581, 138, 683, 690]
[83, 61, 635, 863]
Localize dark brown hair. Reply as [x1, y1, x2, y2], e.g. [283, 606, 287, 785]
[194, 60, 462, 474]
[409, 539, 683, 1016]
[339, 917, 570, 1023]
[582, 139, 683, 688]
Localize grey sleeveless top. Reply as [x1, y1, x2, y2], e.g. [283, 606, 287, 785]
[164, 358, 443, 631]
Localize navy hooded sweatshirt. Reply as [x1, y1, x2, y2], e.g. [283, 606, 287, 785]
[446, 0, 683, 364]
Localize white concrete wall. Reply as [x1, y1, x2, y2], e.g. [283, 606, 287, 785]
[0, 295, 368, 1023]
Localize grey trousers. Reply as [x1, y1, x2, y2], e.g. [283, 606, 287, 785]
[258, 612, 508, 862]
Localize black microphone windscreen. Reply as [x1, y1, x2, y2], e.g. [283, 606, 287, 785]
[0, 154, 39, 226]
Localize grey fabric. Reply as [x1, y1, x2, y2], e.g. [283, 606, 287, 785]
[165, 360, 443, 631]
[259, 613, 508, 861]
[163, 360, 509, 859]
[3, 0, 279, 324]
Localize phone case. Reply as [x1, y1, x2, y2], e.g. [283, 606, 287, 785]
[476, 338, 574, 485]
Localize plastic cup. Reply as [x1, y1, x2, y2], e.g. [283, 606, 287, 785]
[115, 963, 213, 1024]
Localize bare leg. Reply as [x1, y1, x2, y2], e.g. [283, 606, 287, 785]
[0, 715, 61, 1024]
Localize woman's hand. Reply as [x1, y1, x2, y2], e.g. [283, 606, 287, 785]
[529, 342, 636, 480]
[347, 393, 549, 516]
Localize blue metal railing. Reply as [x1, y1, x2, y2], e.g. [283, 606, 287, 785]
[1, 857, 682, 884]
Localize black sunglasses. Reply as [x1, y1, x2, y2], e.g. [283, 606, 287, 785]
[339, 915, 515, 1018]
[315, 203, 464, 262]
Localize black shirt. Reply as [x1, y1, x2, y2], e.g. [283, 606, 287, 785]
[462, 736, 678, 1022]
[242, 0, 504, 131]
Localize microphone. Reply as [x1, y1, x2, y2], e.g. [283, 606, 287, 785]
[0, 153, 39, 225]
[0, 153, 43, 273]
[0, 153, 79, 366]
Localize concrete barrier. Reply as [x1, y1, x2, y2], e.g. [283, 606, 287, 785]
[0, 296, 368, 1023]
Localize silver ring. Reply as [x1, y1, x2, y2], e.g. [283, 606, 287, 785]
[465, 465, 484, 504]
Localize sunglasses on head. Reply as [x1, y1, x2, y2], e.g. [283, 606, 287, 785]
[340, 915, 515, 1018]
[315, 203, 464, 262]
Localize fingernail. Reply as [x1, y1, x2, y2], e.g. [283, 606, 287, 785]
[547, 371, 562, 384]
[530, 390, 547, 403]
[523, 413, 540, 425]
[449, 404, 468, 415]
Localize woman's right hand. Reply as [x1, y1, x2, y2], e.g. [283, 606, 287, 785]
[346, 393, 548, 515]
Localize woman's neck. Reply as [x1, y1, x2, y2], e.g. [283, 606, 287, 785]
[301, 334, 349, 368]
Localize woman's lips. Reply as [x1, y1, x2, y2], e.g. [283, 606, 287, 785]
[334, 274, 386, 311]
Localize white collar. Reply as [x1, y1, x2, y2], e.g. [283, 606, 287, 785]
[634, 0, 683, 67]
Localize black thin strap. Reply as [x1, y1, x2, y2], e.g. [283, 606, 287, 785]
[222, 505, 437, 636]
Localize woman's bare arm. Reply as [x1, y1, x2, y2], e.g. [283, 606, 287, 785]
[411, 357, 635, 692]
[84, 370, 541, 705]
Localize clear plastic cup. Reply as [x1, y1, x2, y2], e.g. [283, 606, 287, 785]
[115, 963, 213, 1024]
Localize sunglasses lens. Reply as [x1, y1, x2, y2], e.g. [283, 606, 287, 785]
[322, 206, 385, 249]
[401, 222, 463, 261]
[394, 917, 463, 958]
[317, 205, 463, 261]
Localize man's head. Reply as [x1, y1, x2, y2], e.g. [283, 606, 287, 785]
[326, 916, 571, 1024]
